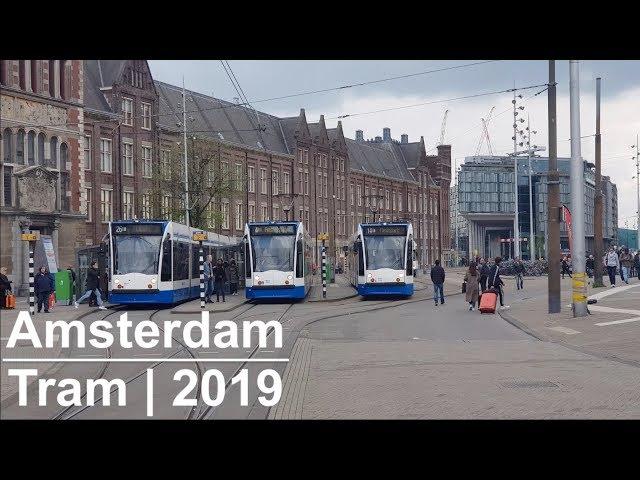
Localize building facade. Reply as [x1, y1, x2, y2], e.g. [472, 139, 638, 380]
[1, 60, 87, 295]
[458, 155, 618, 261]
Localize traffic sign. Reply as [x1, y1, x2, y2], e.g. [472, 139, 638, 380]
[21, 232, 40, 242]
[192, 231, 208, 242]
[317, 233, 329, 241]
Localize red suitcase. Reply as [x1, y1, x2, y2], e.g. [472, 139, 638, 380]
[479, 289, 498, 314]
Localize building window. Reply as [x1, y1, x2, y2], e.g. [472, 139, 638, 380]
[304, 171, 309, 195]
[235, 204, 243, 230]
[357, 185, 362, 206]
[160, 149, 170, 179]
[323, 173, 327, 198]
[2, 129, 11, 163]
[83, 135, 91, 170]
[234, 163, 242, 190]
[398, 194, 403, 212]
[3, 166, 13, 206]
[247, 166, 255, 193]
[142, 193, 151, 219]
[222, 202, 230, 229]
[123, 192, 134, 220]
[141, 102, 151, 130]
[60, 143, 68, 172]
[100, 188, 113, 222]
[27, 131, 35, 166]
[49, 136, 58, 169]
[249, 204, 256, 222]
[261, 205, 268, 221]
[365, 186, 369, 207]
[142, 145, 152, 178]
[16, 130, 25, 165]
[283, 171, 290, 194]
[260, 168, 267, 194]
[122, 141, 133, 175]
[82, 187, 91, 221]
[100, 139, 112, 173]
[297, 148, 303, 164]
[272, 171, 279, 195]
[304, 149, 309, 164]
[161, 195, 171, 218]
[272, 205, 279, 221]
[122, 98, 133, 126]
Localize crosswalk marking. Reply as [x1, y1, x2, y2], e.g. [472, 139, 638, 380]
[594, 318, 640, 326]
[547, 326, 581, 335]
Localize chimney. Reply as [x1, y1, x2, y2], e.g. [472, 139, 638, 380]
[375, 136, 382, 142]
[383, 127, 391, 142]
[401, 134, 408, 144]
[355, 130, 364, 142]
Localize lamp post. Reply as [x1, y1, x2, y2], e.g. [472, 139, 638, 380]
[632, 135, 640, 251]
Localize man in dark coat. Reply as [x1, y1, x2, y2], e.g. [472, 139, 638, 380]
[34, 266, 55, 313]
[479, 258, 491, 292]
[430, 259, 445, 306]
[488, 256, 509, 310]
[74, 261, 107, 310]
[228, 259, 240, 296]
[0, 266, 12, 309]
[212, 258, 227, 303]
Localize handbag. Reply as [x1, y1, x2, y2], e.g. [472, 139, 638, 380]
[462, 280, 467, 293]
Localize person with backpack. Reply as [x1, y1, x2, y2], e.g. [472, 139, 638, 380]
[488, 256, 509, 310]
[561, 256, 572, 279]
[479, 258, 490, 293]
[212, 258, 227, 303]
[464, 262, 480, 311]
[514, 257, 525, 290]
[619, 247, 633, 284]
[34, 266, 55, 313]
[74, 261, 107, 310]
[430, 259, 446, 306]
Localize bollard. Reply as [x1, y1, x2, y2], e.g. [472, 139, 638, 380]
[29, 243, 35, 315]
[322, 239, 327, 299]
[199, 242, 205, 310]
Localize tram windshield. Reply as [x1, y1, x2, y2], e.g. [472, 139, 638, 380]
[363, 235, 406, 270]
[113, 235, 162, 275]
[250, 234, 296, 272]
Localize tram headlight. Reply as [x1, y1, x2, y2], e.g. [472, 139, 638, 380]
[255, 275, 261, 281]
[287, 275, 293, 280]
[151, 277, 157, 284]
[114, 278, 120, 285]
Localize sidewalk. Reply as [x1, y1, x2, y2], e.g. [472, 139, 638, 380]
[1, 305, 90, 406]
[308, 274, 358, 302]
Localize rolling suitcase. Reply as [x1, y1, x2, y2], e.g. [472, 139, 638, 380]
[479, 289, 498, 314]
[48, 292, 56, 311]
[5, 293, 16, 309]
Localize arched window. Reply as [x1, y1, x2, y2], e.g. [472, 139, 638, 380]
[59, 60, 66, 99]
[2, 129, 12, 163]
[60, 142, 68, 171]
[48, 60, 56, 97]
[37, 133, 45, 165]
[31, 60, 39, 93]
[19, 61, 26, 90]
[49, 137, 58, 168]
[27, 131, 36, 165]
[0, 60, 7, 86]
[16, 130, 25, 164]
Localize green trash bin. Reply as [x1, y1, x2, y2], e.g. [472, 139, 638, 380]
[327, 260, 335, 284]
[55, 270, 73, 306]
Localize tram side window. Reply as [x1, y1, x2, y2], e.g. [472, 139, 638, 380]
[173, 241, 189, 281]
[245, 241, 251, 278]
[406, 241, 413, 276]
[161, 239, 172, 282]
[356, 240, 365, 276]
[295, 239, 304, 278]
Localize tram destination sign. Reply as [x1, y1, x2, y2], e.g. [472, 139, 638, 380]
[250, 224, 297, 235]
[362, 225, 407, 236]
[112, 223, 164, 236]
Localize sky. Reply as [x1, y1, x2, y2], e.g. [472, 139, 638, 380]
[149, 60, 640, 230]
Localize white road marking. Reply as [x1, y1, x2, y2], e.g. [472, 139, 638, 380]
[547, 326, 581, 335]
[594, 318, 640, 326]
[588, 305, 640, 315]
[2, 358, 290, 363]
[588, 283, 640, 301]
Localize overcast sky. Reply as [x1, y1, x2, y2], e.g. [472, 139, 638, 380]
[149, 60, 640, 230]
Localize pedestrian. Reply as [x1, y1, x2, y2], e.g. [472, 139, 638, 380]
[634, 251, 640, 280]
[479, 258, 490, 292]
[586, 255, 595, 278]
[0, 266, 13, 309]
[561, 256, 572, 279]
[228, 259, 239, 296]
[430, 259, 445, 306]
[619, 247, 633, 284]
[604, 246, 620, 287]
[74, 260, 107, 310]
[203, 254, 214, 303]
[464, 262, 480, 311]
[66, 265, 77, 304]
[212, 258, 227, 303]
[514, 257, 525, 290]
[34, 266, 55, 313]
[488, 256, 509, 310]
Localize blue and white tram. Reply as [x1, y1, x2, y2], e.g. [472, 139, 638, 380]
[244, 221, 312, 300]
[348, 222, 415, 297]
[107, 220, 235, 305]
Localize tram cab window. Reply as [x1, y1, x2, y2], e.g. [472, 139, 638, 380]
[295, 238, 304, 278]
[355, 240, 365, 276]
[172, 241, 189, 281]
[406, 237, 413, 276]
[192, 244, 201, 278]
[161, 238, 172, 281]
[244, 238, 251, 278]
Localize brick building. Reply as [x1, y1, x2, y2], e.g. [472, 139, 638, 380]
[0, 60, 86, 295]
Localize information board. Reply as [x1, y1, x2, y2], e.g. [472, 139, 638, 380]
[250, 224, 296, 235]
[362, 225, 407, 236]
[112, 223, 164, 236]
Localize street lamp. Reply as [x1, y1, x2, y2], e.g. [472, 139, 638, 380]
[273, 192, 302, 222]
[632, 136, 640, 251]
[365, 192, 385, 222]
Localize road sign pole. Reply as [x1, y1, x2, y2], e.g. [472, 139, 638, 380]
[199, 241, 205, 310]
[28, 242, 35, 316]
[322, 239, 327, 299]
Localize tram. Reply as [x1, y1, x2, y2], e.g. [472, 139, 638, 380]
[348, 222, 415, 297]
[106, 220, 236, 305]
[244, 221, 312, 300]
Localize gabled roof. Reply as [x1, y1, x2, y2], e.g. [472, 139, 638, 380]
[84, 60, 127, 112]
[155, 80, 290, 155]
[346, 139, 416, 183]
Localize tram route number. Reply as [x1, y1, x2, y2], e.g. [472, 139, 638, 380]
[172, 368, 282, 408]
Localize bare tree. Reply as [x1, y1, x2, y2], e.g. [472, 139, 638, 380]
[149, 136, 245, 230]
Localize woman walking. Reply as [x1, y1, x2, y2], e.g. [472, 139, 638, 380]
[464, 262, 480, 311]
[228, 259, 239, 296]
[74, 261, 107, 310]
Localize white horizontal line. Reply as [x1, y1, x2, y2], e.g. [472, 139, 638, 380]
[2, 358, 290, 363]
[594, 318, 640, 326]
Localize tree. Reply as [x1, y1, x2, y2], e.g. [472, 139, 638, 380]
[149, 136, 245, 230]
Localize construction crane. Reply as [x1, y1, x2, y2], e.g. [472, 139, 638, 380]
[438, 109, 449, 145]
[475, 106, 496, 156]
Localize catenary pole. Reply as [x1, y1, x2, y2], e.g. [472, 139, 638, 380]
[636, 134, 639, 251]
[569, 60, 588, 317]
[547, 60, 561, 314]
[527, 115, 535, 260]
[512, 89, 521, 259]
[593, 77, 604, 287]
[182, 77, 190, 227]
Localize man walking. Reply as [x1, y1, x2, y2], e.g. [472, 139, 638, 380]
[514, 257, 525, 290]
[586, 255, 595, 278]
[561, 256, 572, 279]
[228, 259, 239, 296]
[479, 258, 490, 293]
[634, 251, 640, 280]
[604, 246, 620, 287]
[74, 261, 107, 310]
[212, 258, 227, 303]
[203, 255, 214, 303]
[488, 256, 509, 310]
[619, 247, 633, 284]
[34, 266, 55, 313]
[430, 259, 445, 306]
